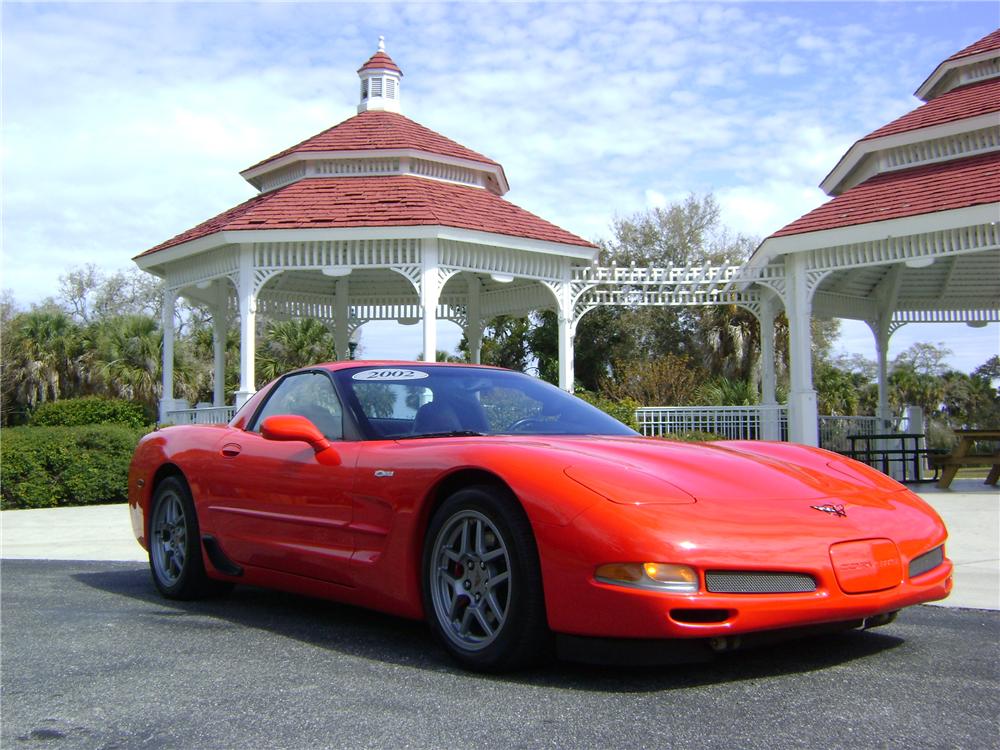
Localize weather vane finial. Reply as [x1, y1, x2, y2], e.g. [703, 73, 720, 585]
[378, 35, 385, 53]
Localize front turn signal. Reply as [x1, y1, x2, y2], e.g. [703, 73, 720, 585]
[595, 562, 699, 593]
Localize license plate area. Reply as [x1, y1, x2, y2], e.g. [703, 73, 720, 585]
[829, 539, 902, 593]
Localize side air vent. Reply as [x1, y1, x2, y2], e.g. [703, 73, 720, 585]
[705, 571, 816, 594]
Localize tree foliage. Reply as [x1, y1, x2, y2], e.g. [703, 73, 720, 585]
[0, 266, 353, 424]
[256, 319, 336, 385]
[600, 355, 706, 406]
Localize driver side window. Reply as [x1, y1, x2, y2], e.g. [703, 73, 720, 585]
[250, 372, 343, 440]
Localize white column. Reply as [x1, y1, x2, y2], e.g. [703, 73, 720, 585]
[158, 287, 179, 422]
[873, 317, 892, 427]
[784, 253, 818, 446]
[466, 275, 482, 364]
[555, 266, 575, 391]
[421, 240, 439, 362]
[334, 277, 350, 360]
[235, 245, 257, 408]
[212, 281, 227, 407]
[870, 265, 902, 429]
[758, 294, 780, 440]
[558, 313, 574, 391]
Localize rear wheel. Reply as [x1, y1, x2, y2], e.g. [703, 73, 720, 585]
[149, 476, 228, 599]
[423, 485, 548, 672]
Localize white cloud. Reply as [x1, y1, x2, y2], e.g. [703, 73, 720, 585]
[716, 182, 827, 239]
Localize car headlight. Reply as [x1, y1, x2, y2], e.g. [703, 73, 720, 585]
[595, 562, 699, 593]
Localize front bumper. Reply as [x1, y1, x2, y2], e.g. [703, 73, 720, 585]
[552, 561, 952, 639]
[534, 501, 953, 640]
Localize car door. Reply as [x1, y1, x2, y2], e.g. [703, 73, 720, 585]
[206, 371, 359, 585]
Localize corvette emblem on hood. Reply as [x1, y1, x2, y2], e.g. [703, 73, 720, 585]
[811, 504, 847, 517]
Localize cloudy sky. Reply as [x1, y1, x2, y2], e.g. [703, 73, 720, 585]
[2, 1, 997, 371]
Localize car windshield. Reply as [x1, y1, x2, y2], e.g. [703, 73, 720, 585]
[335, 365, 638, 440]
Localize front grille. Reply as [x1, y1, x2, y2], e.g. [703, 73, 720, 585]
[705, 571, 817, 594]
[908, 546, 944, 578]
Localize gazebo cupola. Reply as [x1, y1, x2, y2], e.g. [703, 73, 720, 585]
[357, 36, 402, 114]
[237, 39, 510, 196]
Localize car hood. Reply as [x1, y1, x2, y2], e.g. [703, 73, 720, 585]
[539, 435, 906, 505]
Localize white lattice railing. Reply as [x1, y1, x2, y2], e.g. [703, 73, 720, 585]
[634, 407, 913, 451]
[635, 405, 788, 441]
[164, 406, 236, 425]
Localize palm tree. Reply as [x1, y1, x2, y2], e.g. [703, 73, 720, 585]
[88, 315, 164, 415]
[256, 318, 335, 385]
[5, 309, 84, 411]
[696, 376, 759, 406]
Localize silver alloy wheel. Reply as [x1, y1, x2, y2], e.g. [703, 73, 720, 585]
[429, 509, 512, 651]
[151, 489, 188, 587]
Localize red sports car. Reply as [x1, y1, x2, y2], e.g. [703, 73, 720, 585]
[129, 362, 952, 671]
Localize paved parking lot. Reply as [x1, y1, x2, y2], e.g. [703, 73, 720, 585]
[2, 559, 998, 750]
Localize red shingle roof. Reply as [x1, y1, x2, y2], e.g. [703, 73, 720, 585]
[139, 176, 595, 256]
[862, 77, 1000, 141]
[945, 28, 1000, 62]
[358, 50, 402, 74]
[245, 111, 500, 173]
[771, 151, 1000, 238]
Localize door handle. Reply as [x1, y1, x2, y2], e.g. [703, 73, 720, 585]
[221, 443, 242, 457]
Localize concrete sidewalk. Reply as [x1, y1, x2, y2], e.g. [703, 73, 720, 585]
[2, 480, 997, 609]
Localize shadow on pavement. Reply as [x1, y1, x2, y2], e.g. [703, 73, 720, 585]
[70, 562, 904, 693]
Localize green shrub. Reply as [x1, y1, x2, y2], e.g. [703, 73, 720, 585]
[576, 390, 640, 431]
[660, 431, 725, 442]
[0, 425, 148, 509]
[29, 397, 149, 429]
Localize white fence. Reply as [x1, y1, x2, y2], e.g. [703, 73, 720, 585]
[164, 405, 236, 425]
[635, 405, 789, 441]
[634, 406, 913, 453]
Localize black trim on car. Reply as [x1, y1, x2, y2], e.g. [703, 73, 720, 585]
[202, 535, 244, 577]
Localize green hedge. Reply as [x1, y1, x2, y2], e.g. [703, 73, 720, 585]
[1, 425, 148, 510]
[29, 397, 149, 429]
[660, 430, 724, 442]
[576, 391, 641, 431]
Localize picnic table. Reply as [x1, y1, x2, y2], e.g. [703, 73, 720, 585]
[928, 428, 1000, 490]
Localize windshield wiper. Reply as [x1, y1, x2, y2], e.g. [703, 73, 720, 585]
[397, 430, 488, 440]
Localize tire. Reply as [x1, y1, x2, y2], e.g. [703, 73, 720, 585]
[148, 476, 229, 600]
[422, 485, 548, 672]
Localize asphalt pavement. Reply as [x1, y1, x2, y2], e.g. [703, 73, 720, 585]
[1, 479, 998, 749]
[2, 558, 998, 750]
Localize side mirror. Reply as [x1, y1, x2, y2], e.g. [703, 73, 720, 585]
[261, 415, 339, 465]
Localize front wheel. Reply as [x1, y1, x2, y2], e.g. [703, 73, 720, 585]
[422, 485, 548, 672]
[149, 476, 227, 599]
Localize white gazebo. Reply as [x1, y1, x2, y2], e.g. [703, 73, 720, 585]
[136, 39, 604, 419]
[138, 33, 999, 447]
